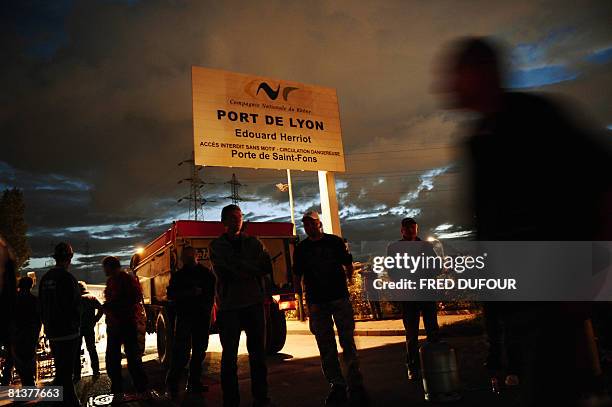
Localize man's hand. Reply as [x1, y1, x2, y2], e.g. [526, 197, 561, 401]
[345, 263, 354, 283]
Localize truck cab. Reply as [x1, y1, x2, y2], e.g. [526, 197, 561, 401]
[130, 220, 297, 367]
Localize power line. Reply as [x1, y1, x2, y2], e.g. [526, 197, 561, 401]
[205, 170, 457, 184]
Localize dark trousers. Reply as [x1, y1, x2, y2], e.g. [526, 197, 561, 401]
[401, 301, 439, 370]
[13, 330, 39, 385]
[50, 338, 80, 406]
[483, 302, 523, 374]
[217, 303, 268, 407]
[309, 298, 364, 391]
[166, 308, 212, 390]
[74, 328, 99, 380]
[105, 325, 148, 393]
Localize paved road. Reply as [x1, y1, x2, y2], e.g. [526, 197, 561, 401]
[74, 330, 523, 407]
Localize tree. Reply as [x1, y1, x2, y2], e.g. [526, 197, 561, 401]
[0, 188, 31, 269]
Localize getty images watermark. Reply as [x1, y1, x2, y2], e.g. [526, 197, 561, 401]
[362, 241, 612, 301]
[370, 250, 512, 290]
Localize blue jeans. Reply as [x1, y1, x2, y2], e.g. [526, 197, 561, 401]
[309, 298, 363, 390]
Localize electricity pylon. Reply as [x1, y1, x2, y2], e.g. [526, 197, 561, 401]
[225, 173, 245, 205]
[177, 151, 215, 220]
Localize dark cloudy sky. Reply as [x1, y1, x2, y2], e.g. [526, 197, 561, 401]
[1, 0, 611, 277]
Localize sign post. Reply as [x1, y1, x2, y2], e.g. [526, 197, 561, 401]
[191, 66, 346, 236]
[318, 170, 342, 236]
[286, 169, 297, 235]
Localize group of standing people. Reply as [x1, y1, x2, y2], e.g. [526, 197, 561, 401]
[1, 35, 609, 407]
[161, 204, 371, 407]
[0, 236, 41, 388]
[0, 239, 149, 406]
[40, 244, 149, 406]
[208, 205, 438, 407]
[0, 202, 371, 407]
[203, 204, 369, 407]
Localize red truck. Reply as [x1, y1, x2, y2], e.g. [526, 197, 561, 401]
[129, 220, 298, 367]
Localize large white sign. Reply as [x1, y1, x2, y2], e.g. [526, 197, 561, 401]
[192, 66, 346, 172]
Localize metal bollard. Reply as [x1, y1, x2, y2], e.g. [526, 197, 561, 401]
[419, 341, 462, 402]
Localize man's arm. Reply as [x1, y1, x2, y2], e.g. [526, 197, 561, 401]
[93, 297, 104, 323]
[250, 238, 273, 277]
[339, 238, 354, 281]
[292, 245, 303, 295]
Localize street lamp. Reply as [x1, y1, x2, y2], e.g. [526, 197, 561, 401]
[427, 236, 445, 258]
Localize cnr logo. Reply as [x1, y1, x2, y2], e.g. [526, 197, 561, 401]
[244, 80, 299, 102]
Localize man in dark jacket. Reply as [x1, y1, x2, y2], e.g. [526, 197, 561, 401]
[39, 242, 81, 406]
[165, 245, 215, 397]
[293, 210, 368, 407]
[210, 204, 273, 407]
[437, 36, 612, 405]
[74, 281, 103, 380]
[13, 276, 41, 386]
[102, 256, 148, 394]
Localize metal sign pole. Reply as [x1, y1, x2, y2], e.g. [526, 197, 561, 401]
[286, 169, 297, 236]
[318, 170, 342, 237]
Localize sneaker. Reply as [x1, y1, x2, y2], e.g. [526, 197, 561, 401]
[325, 385, 348, 406]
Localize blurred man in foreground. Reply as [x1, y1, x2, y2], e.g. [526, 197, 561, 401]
[436, 36, 612, 406]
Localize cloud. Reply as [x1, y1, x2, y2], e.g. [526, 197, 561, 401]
[2, 0, 611, 268]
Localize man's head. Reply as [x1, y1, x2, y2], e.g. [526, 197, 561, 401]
[181, 245, 197, 266]
[435, 37, 504, 113]
[78, 281, 88, 294]
[401, 218, 419, 241]
[221, 204, 243, 236]
[18, 276, 34, 293]
[102, 256, 121, 277]
[302, 210, 323, 239]
[53, 242, 74, 268]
